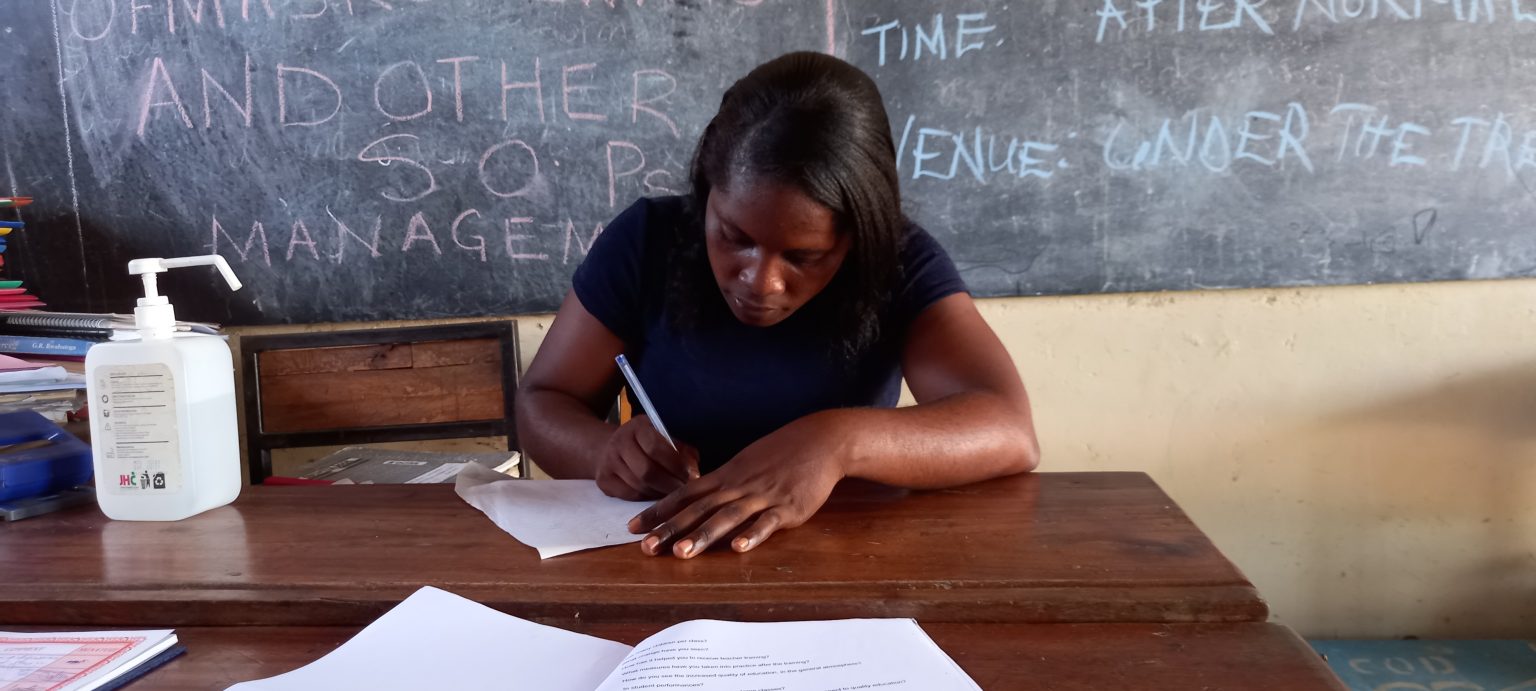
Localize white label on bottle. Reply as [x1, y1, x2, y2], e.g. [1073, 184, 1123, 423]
[96, 364, 181, 494]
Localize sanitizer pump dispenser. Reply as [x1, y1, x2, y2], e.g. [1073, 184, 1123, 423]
[85, 255, 243, 521]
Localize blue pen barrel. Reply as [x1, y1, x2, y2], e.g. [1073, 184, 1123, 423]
[614, 354, 677, 451]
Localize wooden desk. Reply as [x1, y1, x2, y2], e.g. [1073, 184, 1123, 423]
[118, 623, 1346, 690]
[1, 472, 1266, 626]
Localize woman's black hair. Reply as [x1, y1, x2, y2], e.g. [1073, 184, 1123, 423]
[667, 51, 906, 361]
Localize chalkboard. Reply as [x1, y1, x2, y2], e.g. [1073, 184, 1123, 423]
[5, 0, 1536, 325]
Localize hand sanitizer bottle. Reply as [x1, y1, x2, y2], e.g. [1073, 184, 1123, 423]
[86, 256, 243, 521]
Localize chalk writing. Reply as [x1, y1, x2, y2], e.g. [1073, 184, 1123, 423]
[606, 141, 681, 207]
[200, 53, 252, 128]
[894, 115, 1062, 182]
[1096, 0, 1276, 41]
[1103, 104, 1313, 173]
[1452, 113, 1536, 176]
[130, 54, 680, 139]
[135, 56, 193, 137]
[357, 134, 438, 202]
[1103, 103, 1535, 178]
[276, 64, 342, 128]
[860, 13, 998, 66]
[561, 63, 606, 122]
[65, 0, 437, 40]
[1330, 104, 1430, 166]
[373, 60, 433, 122]
[1294, 0, 1536, 28]
[1095, 0, 1535, 39]
[479, 139, 544, 199]
[208, 210, 609, 266]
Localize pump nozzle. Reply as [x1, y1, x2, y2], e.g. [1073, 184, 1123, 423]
[126, 255, 242, 339]
[129, 255, 243, 291]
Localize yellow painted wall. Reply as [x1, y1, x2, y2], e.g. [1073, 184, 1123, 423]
[987, 280, 1536, 639]
[229, 277, 1536, 639]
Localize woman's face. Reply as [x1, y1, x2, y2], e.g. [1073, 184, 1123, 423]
[704, 179, 851, 327]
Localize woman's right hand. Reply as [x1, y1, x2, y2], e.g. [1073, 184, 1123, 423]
[596, 415, 700, 500]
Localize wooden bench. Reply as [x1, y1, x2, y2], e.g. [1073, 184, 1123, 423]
[239, 322, 523, 482]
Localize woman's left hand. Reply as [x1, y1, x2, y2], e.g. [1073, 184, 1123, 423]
[628, 417, 847, 558]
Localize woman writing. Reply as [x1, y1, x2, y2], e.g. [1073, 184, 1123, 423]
[517, 51, 1040, 558]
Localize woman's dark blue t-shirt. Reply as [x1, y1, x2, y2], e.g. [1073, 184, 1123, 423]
[572, 196, 967, 472]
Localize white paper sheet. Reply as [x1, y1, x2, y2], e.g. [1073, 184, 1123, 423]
[454, 463, 654, 559]
[0, 353, 52, 372]
[225, 588, 982, 691]
[0, 372, 85, 393]
[226, 587, 632, 691]
[0, 365, 66, 385]
[594, 618, 983, 691]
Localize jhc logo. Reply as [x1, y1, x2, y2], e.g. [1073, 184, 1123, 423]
[118, 472, 154, 489]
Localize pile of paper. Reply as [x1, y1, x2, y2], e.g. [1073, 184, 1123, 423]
[0, 354, 71, 387]
[0, 354, 83, 422]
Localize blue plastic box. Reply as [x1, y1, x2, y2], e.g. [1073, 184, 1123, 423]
[0, 410, 93, 502]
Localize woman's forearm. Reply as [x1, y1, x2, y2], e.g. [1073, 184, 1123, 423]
[810, 392, 1039, 489]
[515, 388, 617, 479]
[522, 386, 1038, 486]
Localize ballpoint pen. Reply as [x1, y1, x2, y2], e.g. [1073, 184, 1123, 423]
[615, 354, 676, 451]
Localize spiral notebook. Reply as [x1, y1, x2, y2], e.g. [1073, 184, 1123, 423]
[0, 311, 219, 334]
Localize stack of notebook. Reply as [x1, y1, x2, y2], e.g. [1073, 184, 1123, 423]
[0, 312, 114, 361]
[0, 311, 221, 362]
[0, 196, 220, 362]
[0, 196, 44, 312]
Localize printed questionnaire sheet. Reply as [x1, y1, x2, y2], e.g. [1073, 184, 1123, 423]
[593, 618, 981, 691]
